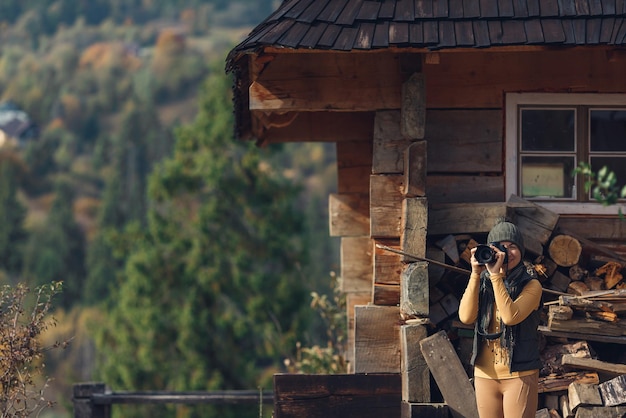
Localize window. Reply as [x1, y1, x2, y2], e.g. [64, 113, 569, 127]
[506, 94, 626, 214]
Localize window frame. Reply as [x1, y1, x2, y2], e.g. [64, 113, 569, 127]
[505, 93, 626, 215]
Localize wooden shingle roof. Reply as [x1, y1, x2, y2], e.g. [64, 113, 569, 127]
[227, 0, 626, 66]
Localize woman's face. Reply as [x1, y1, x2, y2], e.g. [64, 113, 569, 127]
[500, 241, 522, 269]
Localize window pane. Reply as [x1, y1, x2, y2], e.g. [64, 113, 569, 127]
[590, 110, 626, 152]
[521, 109, 575, 151]
[521, 156, 575, 198]
[590, 157, 626, 193]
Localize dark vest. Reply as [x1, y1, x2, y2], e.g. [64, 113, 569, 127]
[470, 275, 543, 374]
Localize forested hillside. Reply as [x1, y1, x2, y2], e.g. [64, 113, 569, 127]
[0, 2, 341, 417]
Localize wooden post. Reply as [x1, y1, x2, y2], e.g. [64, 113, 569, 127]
[401, 73, 425, 140]
[401, 198, 428, 261]
[73, 383, 110, 418]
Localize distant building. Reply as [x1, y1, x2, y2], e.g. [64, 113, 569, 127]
[0, 102, 39, 148]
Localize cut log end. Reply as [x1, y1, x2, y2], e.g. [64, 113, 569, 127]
[548, 235, 582, 267]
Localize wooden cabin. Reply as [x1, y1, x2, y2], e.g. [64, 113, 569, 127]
[226, 1, 626, 417]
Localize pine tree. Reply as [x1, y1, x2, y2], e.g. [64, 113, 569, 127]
[95, 70, 310, 418]
[0, 151, 27, 278]
[22, 179, 86, 308]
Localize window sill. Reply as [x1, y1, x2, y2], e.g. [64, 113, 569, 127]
[530, 201, 626, 216]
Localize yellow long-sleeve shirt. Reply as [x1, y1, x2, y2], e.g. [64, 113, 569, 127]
[458, 271, 543, 379]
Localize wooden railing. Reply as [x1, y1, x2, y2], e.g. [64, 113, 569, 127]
[73, 383, 274, 418]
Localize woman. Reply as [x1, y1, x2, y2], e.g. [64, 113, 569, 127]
[458, 220, 543, 418]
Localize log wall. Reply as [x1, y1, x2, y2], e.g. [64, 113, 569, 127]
[269, 46, 626, 412]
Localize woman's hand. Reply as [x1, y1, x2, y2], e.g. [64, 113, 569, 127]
[469, 247, 485, 276]
[485, 244, 506, 275]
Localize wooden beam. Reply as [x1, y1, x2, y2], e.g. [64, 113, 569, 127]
[401, 198, 428, 260]
[250, 54, 402, 111]
[341, 237, 373, 293]
[374, 239, 402, 287]
[419, 331, 479, 418]
[370, 174, 404, 238]
[428, 202, 507, 236]
[354, 305, 401, 373]
[561, 355, 626, 376]
[260, 111, 374, 143]
[329, 193, 369, 237]
[337, 140, 372, 194]
[401, 73, 425, 139]
[373, 110, 412, 174]
[425, 110, 502, 173]
[273, 374, 401, 418]
[373, 283, 400, 306]
[426, 175, 503, 204]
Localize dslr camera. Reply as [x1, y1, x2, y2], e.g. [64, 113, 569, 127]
[474, 242, 508, 265]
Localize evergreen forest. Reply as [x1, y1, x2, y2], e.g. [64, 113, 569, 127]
[0, 1, 341, 417]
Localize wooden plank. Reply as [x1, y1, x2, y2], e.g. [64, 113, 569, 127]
[346, 292, 372, 368]
[337, 140, 372, 194]
[539, 325, 626, 345]
[425, 110, 502, 173]
[426, 175, 503, 204]
[401, 73, 425, 139]
[370, 174, 404, 238]
[273, 373, 401, 418]
[546, 318, 626, 338]
[401, 198, 428, 259]
[400, 262, 429, 317]
[373, 110, 412, 174]
[401, 324, 429, 402]
[329, 193, 369, 237]
[561, 354, 626, 376]
[403, 141, 427, 198]
[419, 331, 479, 418]
[354, 305, 401, 373]
[428, 202, 507, 236]
[341, 236, 373, 293]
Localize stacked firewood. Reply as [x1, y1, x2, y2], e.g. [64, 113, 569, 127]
[533, 234, 626, 417]
[427, 228, 626, 418]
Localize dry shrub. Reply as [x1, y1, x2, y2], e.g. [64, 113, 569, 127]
[0, 282, 67, 417]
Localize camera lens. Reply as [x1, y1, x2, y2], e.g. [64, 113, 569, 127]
[474, 245, 495, 265]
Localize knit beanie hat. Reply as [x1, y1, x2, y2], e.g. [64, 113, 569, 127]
[487, 219, 525, 257]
